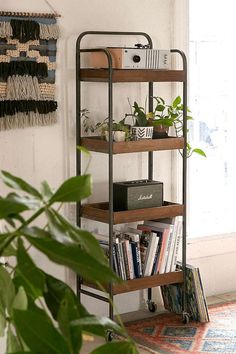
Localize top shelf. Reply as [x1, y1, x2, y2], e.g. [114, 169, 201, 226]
[79, 69, 186, 83]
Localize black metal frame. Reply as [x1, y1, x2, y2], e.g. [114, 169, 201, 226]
[76, 31, 187, 320]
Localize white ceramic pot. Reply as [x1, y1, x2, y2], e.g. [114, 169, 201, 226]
[131, 126, 153, 140]
[104, 130, 126, 142]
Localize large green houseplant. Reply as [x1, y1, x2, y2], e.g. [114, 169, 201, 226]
[0, 169, 138, 353]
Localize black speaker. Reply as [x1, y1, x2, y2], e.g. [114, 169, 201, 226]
[113, 179, 163, 211]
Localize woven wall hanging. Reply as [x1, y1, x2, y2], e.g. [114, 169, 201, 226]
[0, 11, 60, 131]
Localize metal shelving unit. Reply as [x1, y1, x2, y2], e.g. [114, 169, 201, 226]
[76, 31, 188, 322]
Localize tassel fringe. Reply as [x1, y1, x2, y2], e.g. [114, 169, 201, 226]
[0, 21, 12, 38]
[0, 61, 48, 81]
[39, 24, 60, 40]
[0, 111, 57, 130]
[0, 100, 57, 117]
[6, 75, 42, 100]
[0, 20, 60, 40]
[10, 19, 40, 43]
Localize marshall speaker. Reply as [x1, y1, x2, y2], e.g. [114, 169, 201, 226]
[113, 179, 163, 211]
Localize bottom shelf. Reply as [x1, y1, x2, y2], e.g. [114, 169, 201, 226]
[82, 270, 183, 295]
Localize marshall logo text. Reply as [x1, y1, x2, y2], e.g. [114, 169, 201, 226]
[138, 193, 153, 201]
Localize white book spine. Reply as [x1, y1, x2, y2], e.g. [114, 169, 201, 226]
[170, 221, 182, 272]
[144, 234, 159, 276]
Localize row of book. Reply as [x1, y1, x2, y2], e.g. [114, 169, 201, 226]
[161, 262, 209, 323]
[97, 217, 182, 280]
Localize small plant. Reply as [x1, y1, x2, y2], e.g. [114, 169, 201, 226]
[150, 96, 206, 157]
[124, 99, 153, 140]
[80, 108, 96, 133]
[125, 99, 149, 127]
[127, 97, 206, 157]
[81, 111, 130, 141]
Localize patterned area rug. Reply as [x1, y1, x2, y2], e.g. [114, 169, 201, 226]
[126, 301, 236, 354]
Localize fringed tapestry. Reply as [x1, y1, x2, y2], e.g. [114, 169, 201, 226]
[0, 13, 60, 131]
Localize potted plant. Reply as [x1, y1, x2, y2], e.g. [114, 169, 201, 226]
[149, 95, 206, 157]
[0, 168, 138, 354]
[102, 119, 130, 142]
[128, 97, 206, 157]
[147, 96, 187, 138]
[81, 110, 130, 142]
[125, 101, 153, 140]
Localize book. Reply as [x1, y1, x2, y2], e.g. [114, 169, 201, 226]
[143, 232, 159, 276]
[124, 231, 142, 278]
[161, 262, 209, 323]
[123, 239, 135, 280]
[130, 240, 141, 278]
[117, 239, 127, 280]
[170, 220, 182, 271]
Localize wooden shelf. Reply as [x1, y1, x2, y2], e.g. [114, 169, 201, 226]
[80, 68, 186, 83]
[83, 271, 183, 295]
[81, 201, 184, 224]
[81, 136, 184, 154]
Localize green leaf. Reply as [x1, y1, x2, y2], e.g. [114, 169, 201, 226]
[172, 95, 181, 108]
[50, 175, 91, 203]
[77, 145, 91, 156]
[192, 148, 207, 157]
[6, 325, 21, 353]
[153, 96, 165, 105]
[1, 243, 16, 257]
[90, 341, 138, 354]
[0, 266, 15, 313]
[22, 226, 51, 240]
[25, 236, 119, 284]
[14, 309, 70, 354]
[7, 193, 41, 210]
[0, 198, 29, 219]
[43, 273, 89, 320]
[0, 301, 6, 337]
[58, 290, 82, 354]
[16, 239, 45, 300]
[71, 316, 124, 337]
[26, 297, 52, 324]
[49, 209, 107, 263]
[45, 209, 74, 245]
[1, 171, 42, 199]
[13, 286, 28, 311]
[40, 181, 53, 200]
[0, 234, 15, 257]
[155, 104, 165, 112]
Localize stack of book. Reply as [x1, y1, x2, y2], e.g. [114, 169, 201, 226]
[161, 262, 209, 323]
[96, 216, 182, 280]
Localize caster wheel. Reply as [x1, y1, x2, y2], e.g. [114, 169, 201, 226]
[106, 330, 113, 342]
[182, 312, 190, 324]
[148, 301, 157, 313]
